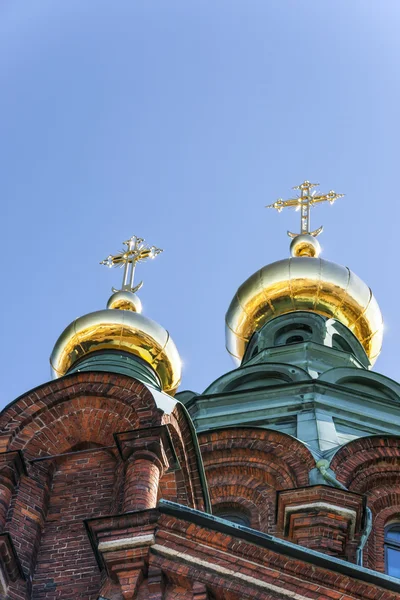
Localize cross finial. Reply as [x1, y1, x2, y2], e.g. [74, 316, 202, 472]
[266, 180, 345, 238]
[100, 235, 163, 294]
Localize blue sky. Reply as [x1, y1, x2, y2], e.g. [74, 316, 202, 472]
[1, 1, 399, 405]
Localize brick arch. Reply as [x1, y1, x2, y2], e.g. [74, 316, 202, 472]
[0, 372, 165, 456]
[199, 428, 315, 488]
[330, 435, 400, 489]
[363, 490, 400, 573]
[1, 373, 209, 512]
[346, 461, 400, 494]
[204, 450, 295, 488]
[331, 436, 400, 574]
[210, 483, 270, 530]
[16, 402, 141, 458]
[208, 470, 276, 532]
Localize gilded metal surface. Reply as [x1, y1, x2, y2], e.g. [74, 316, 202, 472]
[225, 257, 383, 366]
[107, 290, 142, 312]
[101, 235, 162, 295]
[50, 309, 182, 394]
[290, 234, 321, 258]
[266, 181, 344, 238]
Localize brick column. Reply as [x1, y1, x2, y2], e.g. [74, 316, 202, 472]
[0, 452, 26, 530]
[123, 453, 163, 512]
[115, 426, 177, 513]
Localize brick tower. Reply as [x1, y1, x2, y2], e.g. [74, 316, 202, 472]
[1, 188, 400, 600]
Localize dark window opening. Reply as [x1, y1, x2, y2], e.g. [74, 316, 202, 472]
[286, 335, 304, 344]
[214, 508, 251, 527]
[332, 334, 353, 354]
[274, 323, 313, 346]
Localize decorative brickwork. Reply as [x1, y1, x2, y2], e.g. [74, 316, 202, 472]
[0, 371, 399, 598]
[276, 485, 365, 559]
[330, 436, 400, 490]
[0, 373, 208, 599]
[116, 427, 175, 512]
[199, 428, 315, 533]
[145, 503, 399, 600]
[331, 435, 400, 572]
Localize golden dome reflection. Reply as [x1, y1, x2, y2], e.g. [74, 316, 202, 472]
[225, 256, 383, 367]
[50, 307, 182, 394]
[50, 236, 182, 395]
[227, 181, 384, 367]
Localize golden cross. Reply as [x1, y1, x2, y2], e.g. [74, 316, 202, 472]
[100, 235, 163, 294]
[266, 181, 344, 238]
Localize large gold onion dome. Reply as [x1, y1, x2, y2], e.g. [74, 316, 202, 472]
[225, 182, 384, 367]
[50, 236, 182, 395]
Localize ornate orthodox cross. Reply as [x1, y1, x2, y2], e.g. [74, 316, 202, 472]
[266, 181, 344, 238]
[100, 235, 163, 293]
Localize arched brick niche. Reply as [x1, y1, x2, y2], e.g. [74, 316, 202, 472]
[199, 428, 315, 534]
[331, 435, 400, 572]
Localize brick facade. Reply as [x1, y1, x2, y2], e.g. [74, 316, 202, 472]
[0, 372, 399, 598]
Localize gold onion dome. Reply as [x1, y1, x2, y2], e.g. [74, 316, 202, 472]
[50, 236, 181, 395]
[225, 182, 384, 366]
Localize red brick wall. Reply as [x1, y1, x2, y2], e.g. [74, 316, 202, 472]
[32, 449, 117, 599]
[137, 583, 192, 599]
[7, 462, 53, 580]
[199, 428, 315, 534]
[2, 372, 400, 596]
[0, 374, 208, 598]
[331, 436, 400, 572]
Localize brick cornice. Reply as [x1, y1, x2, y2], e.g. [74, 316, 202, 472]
[157, 500, 400, 596]
[85, 509, 159, 572]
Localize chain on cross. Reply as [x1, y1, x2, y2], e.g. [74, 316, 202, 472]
[100, 235, 163, 294]
[266, 181, 344, 238]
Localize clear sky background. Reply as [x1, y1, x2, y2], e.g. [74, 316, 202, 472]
[0, 1, 399, 406]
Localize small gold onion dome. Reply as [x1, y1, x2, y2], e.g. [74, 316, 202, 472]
[225, 254, 383, 366]
[50, 291, 182, 395]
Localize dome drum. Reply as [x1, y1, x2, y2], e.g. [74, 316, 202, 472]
[67, 350, 162, 389]
[243, 311, 370, 369]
